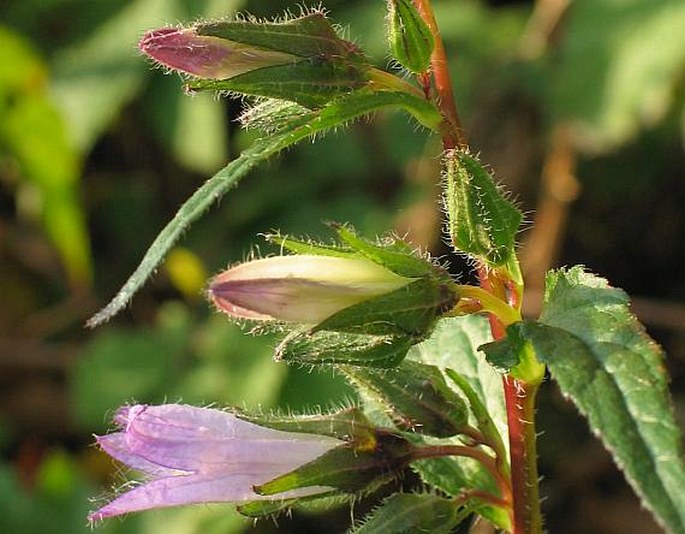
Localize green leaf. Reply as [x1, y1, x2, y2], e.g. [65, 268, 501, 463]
[407, 316, 510, 529]
[411, 316, 506, 444]
[237, 494, 352, 519]
[340, 361, 468, 438]
[313, 278, 457, 336]
[522, 266, 685, 534]
[264, 231, 359, 258]
[442, 149, 522, 266]
[351, 493, 464, 534]
[387, 0, 435, 74]
[276, 329, 416, 368]
[256, 431, 414, 496]
[88, 88, 442, 326]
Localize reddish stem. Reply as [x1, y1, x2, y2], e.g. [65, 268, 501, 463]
[479, 268, 542, 534]
[411, 0, 467, 150]
[414, 444, 512, 504]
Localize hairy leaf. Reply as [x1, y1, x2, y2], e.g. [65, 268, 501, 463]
[523, 267, 685, 533]
[276, 329, 416, 368]
[350, 493, 464, 533]
[340, 360, 468, 438]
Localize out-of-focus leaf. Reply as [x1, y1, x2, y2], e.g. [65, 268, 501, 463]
[552, 0, 685, 152]
[0, 26, 91, 285]
[50, 0, 182, 153]
[71, 303, 191, 430]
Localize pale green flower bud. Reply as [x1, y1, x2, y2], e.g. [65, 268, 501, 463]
[208, 255, 413, 323]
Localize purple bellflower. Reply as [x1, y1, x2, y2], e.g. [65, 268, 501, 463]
[89, 404, 342, 522]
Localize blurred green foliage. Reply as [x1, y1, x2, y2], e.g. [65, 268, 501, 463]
[0, 0, 682, 532]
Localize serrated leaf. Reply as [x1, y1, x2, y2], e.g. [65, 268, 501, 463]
[256, 431, 414, 496]
[443, 150, 522, 266]
[88, 88, 443, 326]
[276, 329, 416, 368]
[520, 266, 685, 534]
[341, 361, 468, 438]
[313, 278, 458, 336]
[350, 493, 463, 534]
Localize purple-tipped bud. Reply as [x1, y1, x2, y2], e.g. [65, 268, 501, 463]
[88, 404, 341, 522]
[208, 255, 413, 323]
[138, 27, 297, 79]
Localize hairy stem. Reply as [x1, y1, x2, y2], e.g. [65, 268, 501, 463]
[479, 267, 543, 534]
[502, 377, 542, 534]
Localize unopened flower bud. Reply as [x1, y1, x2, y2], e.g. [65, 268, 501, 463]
[208, 255, 413, 323]
[139, 28, 297, 79]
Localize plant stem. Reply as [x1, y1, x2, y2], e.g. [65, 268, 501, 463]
[480, 267, 543, 534]
[411, 0, 467, 150]
[413, 1, 543, 530]
[413, 444, 512, 505]
[502, 377, 542, 534]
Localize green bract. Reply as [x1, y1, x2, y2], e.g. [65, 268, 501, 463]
[386, 0, 435, 74]
[443, 150, 522, 267]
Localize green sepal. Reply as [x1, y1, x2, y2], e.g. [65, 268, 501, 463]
[340, 360, 468, 438]
[187, 59, 369, 109]
[351, 493, 464, 533]
[333, 223, 438, 278]
[443, 149, 522, 266]
[264, 231, 358, 258]
[197, 13, 361, 60]
[237, 493, 353, 519]
[313, 277, 458, 336]
[386, 0, 435, 74]
[237, 406, 377, 447]
[276, 329, 417, 368]
[255, 430, 414, 496]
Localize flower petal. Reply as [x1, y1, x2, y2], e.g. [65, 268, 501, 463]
[89, 472, 333, 521]
[114, 405, 341, 473]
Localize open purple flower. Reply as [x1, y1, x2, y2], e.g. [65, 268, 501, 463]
[89, 404, 342, 522]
